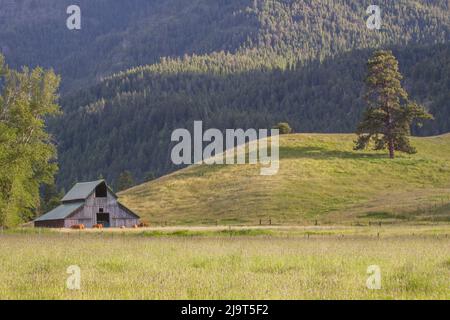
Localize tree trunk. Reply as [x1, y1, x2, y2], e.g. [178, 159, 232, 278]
[386, 105, 395, 159]
[388, 138, 395, 159]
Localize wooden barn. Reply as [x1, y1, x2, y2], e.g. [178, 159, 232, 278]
[34, 180, 140, 228]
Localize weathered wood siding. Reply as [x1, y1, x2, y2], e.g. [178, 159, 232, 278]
[35, 219, 65, 228]
[65, 190, 139, 228]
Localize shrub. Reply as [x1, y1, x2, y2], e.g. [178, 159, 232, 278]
[273, 122, 292, 134]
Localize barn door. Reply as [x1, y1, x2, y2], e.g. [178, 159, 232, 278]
[96, 213, 110, 228]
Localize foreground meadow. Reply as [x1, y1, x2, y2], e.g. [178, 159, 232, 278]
[0, 226, 449, 300]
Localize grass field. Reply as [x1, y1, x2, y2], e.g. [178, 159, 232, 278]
[120, 133, 450, 226]
[0, 226, 449, 300]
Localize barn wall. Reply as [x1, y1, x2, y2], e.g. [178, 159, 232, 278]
[67, 190, 139, 228]
[35, 220, 65, 228]
[64, 206, 88, 228]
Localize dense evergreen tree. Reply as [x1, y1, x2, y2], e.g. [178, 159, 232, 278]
[39, 183, 64, 214]
[116, 171, 135, 192]
[355, 51, 433, 158]
[145, 171, 156, 182]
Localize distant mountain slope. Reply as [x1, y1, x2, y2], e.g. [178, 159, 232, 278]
[0, 0, 257, 92]
[119, 134, 450, 225]
[1, 0, 449, 92]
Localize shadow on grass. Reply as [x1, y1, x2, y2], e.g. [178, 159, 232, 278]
[138, 229, 273, 237]
[360, 203, 450, 222]
[412, 202, 450, 222]
[359, 211, 409, 220]
[280, 146, 388, 160]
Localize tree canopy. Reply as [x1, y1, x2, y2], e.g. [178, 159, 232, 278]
[0, 54, 61, 227]
[355, 51, 433, 158]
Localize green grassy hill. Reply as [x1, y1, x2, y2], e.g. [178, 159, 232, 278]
[119, 134, 450, 225]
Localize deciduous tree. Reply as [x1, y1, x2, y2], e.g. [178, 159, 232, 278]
[0, 54, 61, 227]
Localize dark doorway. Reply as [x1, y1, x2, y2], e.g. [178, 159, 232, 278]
[95, 183, 107, 198]
[96, 212, 110, 227]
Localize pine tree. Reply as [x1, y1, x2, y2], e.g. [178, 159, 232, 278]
[40, 183, 64, 215]
[355, 50, 433, 159]
[144, 171, 156, 182]
[116, 171, 135, 192]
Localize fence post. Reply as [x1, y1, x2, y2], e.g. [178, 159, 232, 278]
[269, 218, 272, 226]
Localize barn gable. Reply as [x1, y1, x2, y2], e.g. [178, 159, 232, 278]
[61, 180, 117, 202]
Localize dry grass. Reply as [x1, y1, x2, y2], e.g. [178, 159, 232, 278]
[0, 226, 449, 300]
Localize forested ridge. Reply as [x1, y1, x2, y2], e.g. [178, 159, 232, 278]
[0, 0, 260, 92]
[54, 43, 450, 188]
[1, 0, 448, 189]
[2, 0, 449, 92]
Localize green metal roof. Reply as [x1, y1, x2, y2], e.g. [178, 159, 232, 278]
[34, 202, 84, 222]
[61, 180, 117, 202]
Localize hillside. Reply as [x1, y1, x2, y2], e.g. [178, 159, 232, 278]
[119, 134, 450, 225]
